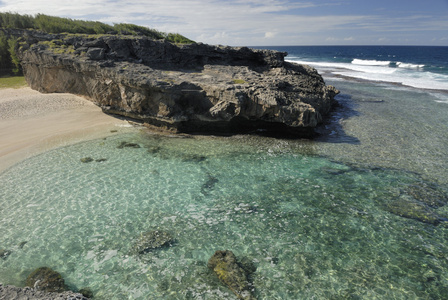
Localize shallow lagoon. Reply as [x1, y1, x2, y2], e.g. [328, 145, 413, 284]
[1, 78, 448, 299]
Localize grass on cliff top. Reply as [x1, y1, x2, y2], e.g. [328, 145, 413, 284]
[0, 76, 27, 89]
[0, 12, 195, 44]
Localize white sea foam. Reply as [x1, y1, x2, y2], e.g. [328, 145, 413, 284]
[286, 59, 448, 91]
[352, 59, 391, 66]
[396, 62, 425, 69]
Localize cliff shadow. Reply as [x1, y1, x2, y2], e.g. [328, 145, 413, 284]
[314, 92, 361, 144]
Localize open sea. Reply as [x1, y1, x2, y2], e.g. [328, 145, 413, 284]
[1, 46, 448, 299]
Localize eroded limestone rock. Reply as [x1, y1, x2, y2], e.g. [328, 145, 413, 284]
[11, 29, 339, 137]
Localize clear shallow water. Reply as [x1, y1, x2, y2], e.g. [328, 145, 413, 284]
[1, 131, 448, 299]
[2, 46, 448, 299]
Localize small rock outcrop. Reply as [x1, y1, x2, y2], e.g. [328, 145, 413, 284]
[8, 29, 339, 137]
[131, 230, 174, 254]
[0, 283, 89, 300]
[385, 197, 448, 225]
[25, 267, 67, 293]
[208, 250, 256, 300]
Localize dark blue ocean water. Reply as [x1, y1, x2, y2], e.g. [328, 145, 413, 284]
[255, 46, 448, 91]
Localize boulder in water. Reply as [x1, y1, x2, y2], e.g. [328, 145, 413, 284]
[208, 250, 256, 300]
[131, 230, 174, 254]
[25, 267, 67, 293]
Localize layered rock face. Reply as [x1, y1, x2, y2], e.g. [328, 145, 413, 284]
[15, 30, 338, 136]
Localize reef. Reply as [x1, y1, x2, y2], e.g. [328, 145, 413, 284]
[131, 230, 174, 254]
[208, 250, 257, 300]
[4, 28, 339, 137]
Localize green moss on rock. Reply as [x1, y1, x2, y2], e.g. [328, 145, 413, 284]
[26, 267, 67, 292]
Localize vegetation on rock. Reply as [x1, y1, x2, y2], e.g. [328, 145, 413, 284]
[208, 250, 257, 300]
[0, 12, 194, 74]
[25, 267, 67, 293]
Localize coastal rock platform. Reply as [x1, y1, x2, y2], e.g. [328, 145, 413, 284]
[7, 29, 338, 137]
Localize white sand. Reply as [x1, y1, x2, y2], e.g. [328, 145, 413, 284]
[0, 87, 133, 173]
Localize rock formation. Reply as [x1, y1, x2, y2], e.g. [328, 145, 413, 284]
[208, 250, 256, 300]
[131, 230, 174, 254]
[7, 29, 339, 137]
[25, 267, 67, 293]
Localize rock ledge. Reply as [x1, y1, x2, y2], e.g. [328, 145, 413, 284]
[9, 29, 339, 136]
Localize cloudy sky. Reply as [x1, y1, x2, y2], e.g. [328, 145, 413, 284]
[1, 0, 447, 46]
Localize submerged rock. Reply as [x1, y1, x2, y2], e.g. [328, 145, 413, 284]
[131, 230, 174, 254]
[385, 197, 448, 225]
[201, 173, 219, 195]
[80, 157, 94, 163]
[79, 287, 94, 298]
[0, 249, 11, 260]
[405, 182, 448, 208]
[117, 141, 141, 149]
[25, 267, 67, 293]
[208, 250, 256, 300]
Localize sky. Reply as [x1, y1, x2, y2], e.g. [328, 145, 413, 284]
[1, 0, 447, 46]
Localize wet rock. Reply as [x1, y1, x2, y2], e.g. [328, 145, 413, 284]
[385, 197, 448, 225]
[95, 158, 108, 162]
[0, 283, 89, 300]
[405, 182, 448, 208]
[79, 287, 94, 298]
[19, 241, 28, 249]
[26, 267, 67, 293]
[208, 250, 256, 300]
[238, 256, 257, 275]
[117, 141, 141, 149]
[80, 157, 94, 163]
[131, 230, 174, 254]
[201, 174, 219, 195]
[0, 248, 11, 259]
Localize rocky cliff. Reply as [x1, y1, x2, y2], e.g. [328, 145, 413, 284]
[12, 29, 338, 136]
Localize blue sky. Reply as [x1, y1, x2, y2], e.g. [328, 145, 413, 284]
[1, 0, 447, 46]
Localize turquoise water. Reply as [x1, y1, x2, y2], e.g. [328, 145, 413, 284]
[1, 129, 448, 299]
[2, 46, 448, 298]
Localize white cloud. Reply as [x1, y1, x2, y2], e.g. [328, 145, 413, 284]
[1, 0, 446, 45]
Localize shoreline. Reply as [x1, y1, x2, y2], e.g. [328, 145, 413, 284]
[0, 87, 134, 174]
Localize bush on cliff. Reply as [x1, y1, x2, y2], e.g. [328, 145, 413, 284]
[0, 12, 194, 74]
[0, 12, 194, 43]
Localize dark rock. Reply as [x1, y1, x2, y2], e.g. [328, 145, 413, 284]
[385, 197, 447, 225]
[19, 241, 28, 249]
[131, 230, 174, 254]
[0, 283, 90, 300]
[79, 287, 94, 298]
[86, 47, 105, 60]
[26, 267, 67, 293]
[208, 250, 256, 300]
[117, 141, 141, 149]
[0, 249, 11, 259]
[405, 182, 448, 208]
[238, 256, 257, 275]
[11, 29, 339, 137]
[80, 157, 94, 163]
[201, 174, 219, 195]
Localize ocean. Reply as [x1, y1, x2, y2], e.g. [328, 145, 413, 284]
[1, 46, 448, 299]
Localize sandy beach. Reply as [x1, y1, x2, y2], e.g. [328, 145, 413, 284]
[0, 87, 132, 173]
